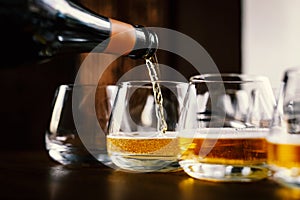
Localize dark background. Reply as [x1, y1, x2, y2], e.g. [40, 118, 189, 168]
[0, 0, 241, 151]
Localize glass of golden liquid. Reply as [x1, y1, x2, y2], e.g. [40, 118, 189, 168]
[267, 68, 300, 188]
[178, 74, 275, 182]
[106, 81, 189, 172]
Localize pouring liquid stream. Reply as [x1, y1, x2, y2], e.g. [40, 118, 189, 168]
[145, 54, 168, 135]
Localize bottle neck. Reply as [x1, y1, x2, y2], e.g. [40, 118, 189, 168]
[29, 0, 158, 59]
[128, 26, 158, 59]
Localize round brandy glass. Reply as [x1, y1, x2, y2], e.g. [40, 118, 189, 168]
[45, 84, 117, 166]
[178, 74, 275, 182]
[107, 81, 188, 172]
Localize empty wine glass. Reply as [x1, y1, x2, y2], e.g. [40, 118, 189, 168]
[178, 74, 275, 182]
[106, 80, 189, 172]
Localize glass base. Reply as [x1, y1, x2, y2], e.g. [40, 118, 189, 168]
[179, 160, 269, 182]
[109, 154, 181, 172]
[272, 168, 300, 188]
[46, 137, 109, 167]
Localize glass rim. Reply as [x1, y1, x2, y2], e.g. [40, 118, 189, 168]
[57, 84, 117, 89]
[118, 80, 189, 87]
[189, 73, 269, 83]
[284, 67, 300, 79]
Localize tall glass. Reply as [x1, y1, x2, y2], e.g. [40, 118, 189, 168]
[178, 74, 275, 182]
[267, 68, 300, 188]
[107, 81, 189, 172]
[45, 84, 117, 166]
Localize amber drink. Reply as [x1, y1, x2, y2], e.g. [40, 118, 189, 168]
[267, 131, 300, 187]
[107, 132, 180, 172]
[179, 128, 269, 182]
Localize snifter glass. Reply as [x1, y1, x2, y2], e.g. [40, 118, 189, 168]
[107, 81, 189, 172]
[45, 84, 117, 166]
[178, 74, 275, 182]
[267, 67, 300, 188]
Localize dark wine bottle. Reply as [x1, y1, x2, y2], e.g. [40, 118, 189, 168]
[0, 0, 158, 66]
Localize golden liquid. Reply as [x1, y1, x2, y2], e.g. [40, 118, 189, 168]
[107, 135, 179, 157]
[267, 142, 300, 168]
[145, 54, 167, 134]
[180, 137, 267, 165]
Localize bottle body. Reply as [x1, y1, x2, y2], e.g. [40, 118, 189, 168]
[0, 0, 158, 66]
[30, 0, 158, 58]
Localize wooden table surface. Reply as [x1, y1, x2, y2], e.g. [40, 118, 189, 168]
[0, 151, 299, 200]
